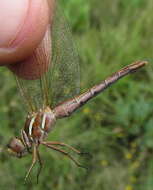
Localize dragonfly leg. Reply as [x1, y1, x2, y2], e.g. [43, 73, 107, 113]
[21, 129, 32, 153]
[36, 147, 43, 184]
[42, 141, 92, 158]
[41, 142, 88, 170]
[24, 144, 37, 183]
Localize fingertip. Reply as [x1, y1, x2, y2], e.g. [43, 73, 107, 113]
[0, 0, 53, 65]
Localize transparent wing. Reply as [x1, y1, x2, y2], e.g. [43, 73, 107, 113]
[48, 3, 80, 107]
[9, 1, 80, 113]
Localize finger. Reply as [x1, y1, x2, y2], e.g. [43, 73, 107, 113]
[0, 0, 54, 65]
[8, 27, 51, 80]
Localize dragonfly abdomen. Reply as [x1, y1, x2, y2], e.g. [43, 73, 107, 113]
[53, 61, 147, 119]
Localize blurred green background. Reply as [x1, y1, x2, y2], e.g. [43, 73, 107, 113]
[0, 0, 153, 189]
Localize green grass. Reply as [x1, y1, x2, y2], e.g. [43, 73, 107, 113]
[0, 0, 153, 189]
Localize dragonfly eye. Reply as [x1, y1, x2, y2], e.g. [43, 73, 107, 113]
[7, 137, 26, 157]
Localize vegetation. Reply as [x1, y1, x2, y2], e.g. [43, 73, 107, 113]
[0, 0, 153, 189]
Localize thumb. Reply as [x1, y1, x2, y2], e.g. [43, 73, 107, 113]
[0, 0, 51, 65]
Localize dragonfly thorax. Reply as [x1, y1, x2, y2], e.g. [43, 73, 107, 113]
[23, 107, 57, 143]
[7, 107, 56, 158]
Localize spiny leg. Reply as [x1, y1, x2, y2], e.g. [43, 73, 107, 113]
[43, 141, 92, 158]
[41, 142, 88, 170]
[21, 129, 32, 154]
[36, 147, 43, 184]
[24, 144, 37, 183]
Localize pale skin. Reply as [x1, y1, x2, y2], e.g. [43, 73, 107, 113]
[0, 0, 54, 79]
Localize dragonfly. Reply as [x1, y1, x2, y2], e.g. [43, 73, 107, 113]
[6, 1, 147, 183]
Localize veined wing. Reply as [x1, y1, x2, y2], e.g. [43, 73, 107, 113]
[49, 3, 80, 107]
[10, 1, 80, 113]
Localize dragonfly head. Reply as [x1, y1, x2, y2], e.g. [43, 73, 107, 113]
[7, 137, 27, 158]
